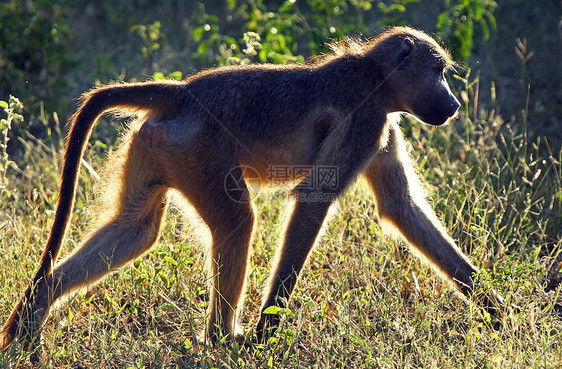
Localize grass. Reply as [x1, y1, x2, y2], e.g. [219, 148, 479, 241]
[1, 77, 561, 368]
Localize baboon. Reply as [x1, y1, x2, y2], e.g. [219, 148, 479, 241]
[0, 27, 503, 353]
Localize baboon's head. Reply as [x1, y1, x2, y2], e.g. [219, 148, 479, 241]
[371, 27, 460, 125]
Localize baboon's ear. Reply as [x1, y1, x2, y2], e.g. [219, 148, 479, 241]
[395, 37, 414, 66]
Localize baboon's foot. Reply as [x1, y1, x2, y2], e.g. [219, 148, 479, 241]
[195, 324, 247, 347]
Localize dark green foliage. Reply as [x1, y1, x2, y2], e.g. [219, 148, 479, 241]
[436, 0, 497, 61]
[0, 0, 79, 113]
[189, 0, 423, 63]
[0, 0, 500, 145]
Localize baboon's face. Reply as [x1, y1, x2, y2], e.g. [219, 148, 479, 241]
[403, 64, 460, 126]
[385, 38, 460, 126]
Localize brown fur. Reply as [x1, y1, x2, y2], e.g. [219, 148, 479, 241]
[0, 27, 502, 354]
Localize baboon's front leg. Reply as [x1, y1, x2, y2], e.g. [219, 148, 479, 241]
[363, 122, 503, 311]
[256, 198, 332, 341]
[256, 116, 384, 342]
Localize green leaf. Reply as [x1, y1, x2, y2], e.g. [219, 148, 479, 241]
[197, 42, 210, 55]
[193, 26, 205, 42]
[224, 36, 238, 46]
[479, 19, 490, 40]
[160, 273, 168, 285]
[0, 101, 7, 109]
[164, 256, 177, 266]
[436, 11, 450, 29]
[279, 1, 295, 13]
[105, 291, 118, 307]
[169, 71, 183, 81]
[258, 47, 268, 62]
[262, 306, 292, 316]
[484, 12, 497, 31]
[262, 306, 282, 315]
[471, 2, 484, 20]
[184, 338, 193, 349]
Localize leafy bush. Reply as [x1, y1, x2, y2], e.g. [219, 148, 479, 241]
[0, 0, 78, 113]
[188, 0, 423, 66]
[436, 0, 497, 61]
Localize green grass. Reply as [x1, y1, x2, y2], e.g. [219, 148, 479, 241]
[0, 84, 560, 368]
[1, 1, 560, 366]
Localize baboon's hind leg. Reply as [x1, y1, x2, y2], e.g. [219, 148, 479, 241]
[16, 133, 169, 350]
[173, 158, 255, 343]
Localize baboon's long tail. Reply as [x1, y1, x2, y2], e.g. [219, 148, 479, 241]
[0, 81, 185, 349]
